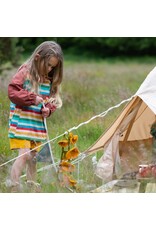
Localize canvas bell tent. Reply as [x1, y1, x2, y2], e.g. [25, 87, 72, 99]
[84, 66, 156, 182]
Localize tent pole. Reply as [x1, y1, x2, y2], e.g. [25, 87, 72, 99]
[123, 98, 142, 143]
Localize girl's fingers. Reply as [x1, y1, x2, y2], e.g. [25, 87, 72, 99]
[42, 107, 50, 117]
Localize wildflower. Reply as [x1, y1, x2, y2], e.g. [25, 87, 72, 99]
[61, 174, 77, 187]
[57, 132, 80, 191]
[65, 147, 80, 160]
[69, 132, 78, 145]
[59, 161, 75, 172]
[68, 178, 77, 187]
[58, 139, 69, 148]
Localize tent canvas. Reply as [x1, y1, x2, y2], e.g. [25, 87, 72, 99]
[84, 66, 156, 182]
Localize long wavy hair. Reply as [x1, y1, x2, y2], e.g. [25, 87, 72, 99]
[25, 41, 63, 107]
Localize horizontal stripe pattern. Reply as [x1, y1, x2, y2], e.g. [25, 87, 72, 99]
[9, 79, 51, 141]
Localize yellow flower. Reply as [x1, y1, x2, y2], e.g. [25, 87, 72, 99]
[62, 174, 77, 187]
[57, 132, 80, 190]
[69, 132, 73, 138]
[58, 139, 69, 147]
[68, 178, 77, 187]
[71, 135, 78, 145]
[59, 161, 75, 172]
[65, 147, 80, 160]
[69, 132, 78, 145]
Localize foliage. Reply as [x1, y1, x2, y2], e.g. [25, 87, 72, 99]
[2, 37, 156, 70]
[150, 122, 156, 139]
[0, 37, 21, 69]
[17, 37, 156, 58]
[0, 91, 10, 157]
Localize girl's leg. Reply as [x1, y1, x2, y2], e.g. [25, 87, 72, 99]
[26, 151, 41, 192]
[26, 151, 37, 181]
[10, 148, 30, 186]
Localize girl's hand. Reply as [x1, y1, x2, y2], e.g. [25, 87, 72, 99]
[35, 96, 43, 105]
[42, 107, 50, 118]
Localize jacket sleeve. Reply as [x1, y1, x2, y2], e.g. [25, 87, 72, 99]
[44, 102, 57, 117]
[8, 69, 37, 106]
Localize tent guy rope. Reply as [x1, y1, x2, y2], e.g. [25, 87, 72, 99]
[0, 95, 135, 169]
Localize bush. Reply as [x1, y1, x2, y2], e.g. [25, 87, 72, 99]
[0, 37, 21, 69]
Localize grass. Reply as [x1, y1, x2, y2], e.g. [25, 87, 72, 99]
[0, 56, 156, 192]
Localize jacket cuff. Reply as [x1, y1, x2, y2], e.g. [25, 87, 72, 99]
[45, 103, 57, 117]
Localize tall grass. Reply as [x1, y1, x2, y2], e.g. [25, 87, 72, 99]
[0, 57, 156, 192]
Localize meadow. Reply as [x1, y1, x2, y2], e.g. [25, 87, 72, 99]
[0, 56, 156, 192]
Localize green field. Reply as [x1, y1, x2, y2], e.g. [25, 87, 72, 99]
[0, 57, 156, 192]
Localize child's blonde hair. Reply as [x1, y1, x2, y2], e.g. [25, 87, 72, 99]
[25, 41, 63, 108]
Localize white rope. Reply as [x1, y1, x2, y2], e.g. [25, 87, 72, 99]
[67, 95, 134, 132]
[20, 152, 86, 178]
[0, 95, 134, 168]
[0, 133, 64, 168]
[42, 102, 57, 173]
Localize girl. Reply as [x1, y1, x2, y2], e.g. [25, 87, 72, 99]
[8, 41, 63, 191]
